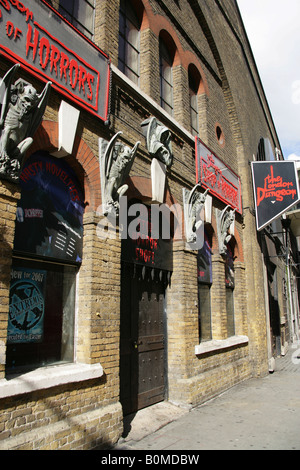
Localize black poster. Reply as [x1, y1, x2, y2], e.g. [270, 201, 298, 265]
[14, 152, 84, 263]
[225, 244, 235, 289]
[197, 231, 212, 284]
[121, 202, 173, 272]
[251, 161, 300, 231]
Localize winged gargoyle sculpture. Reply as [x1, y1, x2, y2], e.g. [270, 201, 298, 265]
[217, 205, 236, 254]
[145, 117, 173, 168]
[102, 131, 140, 215]
[0, 64, 51, 181]
[185, 184, 209, 243]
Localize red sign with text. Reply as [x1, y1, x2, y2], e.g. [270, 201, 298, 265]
[0, 0, 111, 121]
[196, 138, 242, 214]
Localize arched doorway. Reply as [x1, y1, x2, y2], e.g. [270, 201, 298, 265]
[120, 197, 173, 415]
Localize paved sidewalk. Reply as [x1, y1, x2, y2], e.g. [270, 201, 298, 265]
[115, 346, 300, 451]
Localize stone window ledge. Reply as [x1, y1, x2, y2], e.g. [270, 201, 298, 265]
[112, 64, 194, 144]
[195, 335, 249, 356]
[0, 362, 104, 399]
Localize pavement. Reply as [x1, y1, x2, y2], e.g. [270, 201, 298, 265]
[113, 345, 300, 451]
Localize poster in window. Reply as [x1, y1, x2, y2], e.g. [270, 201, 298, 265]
[8, 268, 46, 344]
[14, 152, 85, 263]
[225, 244, 235, 288]
[197, 231, 212, 284]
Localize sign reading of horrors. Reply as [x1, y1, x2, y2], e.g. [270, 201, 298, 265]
[0, 0, 111, 121]
[251, 161, 300, 231]
[196, 137, 242, 214]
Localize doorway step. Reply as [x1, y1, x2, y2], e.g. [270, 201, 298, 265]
[116, 401, 188, 448]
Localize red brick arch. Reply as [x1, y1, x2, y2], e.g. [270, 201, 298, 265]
[26, 120, 101, 212]
[126, 175, 175, 207]
[139, 0, 209, 96]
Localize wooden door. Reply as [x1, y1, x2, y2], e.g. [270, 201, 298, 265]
[120, 264, 166, 415]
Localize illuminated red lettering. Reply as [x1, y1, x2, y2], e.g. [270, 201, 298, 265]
[60, 52, 69, 83]
[256, 166, 297, 207]
[0, 0, 10, 11]
[6, 20, 14, 37]
[69, 59, 78, 90]
[26, 23, 39, 62]
[9, 0, 33, 22]
[78, 66, 87, 95]
[5, 20, 22, 40]
[24, 24, 96, 104]
[87, 73, 94, 101]
[50, 44, 60, 75]
[14, 27, 22, 39]
[39, 36, 50, 70]
[0, 0, 33, 21]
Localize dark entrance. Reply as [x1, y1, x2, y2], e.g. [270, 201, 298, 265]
[120, 199, 173, 415]
[120, 264, 167, 415]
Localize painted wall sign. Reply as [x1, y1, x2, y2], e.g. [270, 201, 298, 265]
[8, 267, 46, 344]
[0, 0, 111, 121]
[14, 151, 84, 263]
[251, 161, 300, 231]
[196, 138, 242, 214]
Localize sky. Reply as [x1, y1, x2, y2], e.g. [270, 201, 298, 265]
[237, 0, 300, 159]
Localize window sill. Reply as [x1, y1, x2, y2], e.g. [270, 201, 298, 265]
[112, 64, 195, 144]
[0, 362, 104, 399]
[195, 335, 249, 356]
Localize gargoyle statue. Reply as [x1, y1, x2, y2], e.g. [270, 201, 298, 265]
[103, 131, 140, 215]
[186, 185, 209, 243]
[217, 205, 236, 254]
[0, 64, 51, 181]
[145, 117, 173, 168]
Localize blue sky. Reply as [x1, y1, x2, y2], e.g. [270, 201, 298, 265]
[237, 0, 300, 159]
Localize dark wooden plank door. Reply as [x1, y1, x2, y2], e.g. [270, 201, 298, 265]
[136, 279, 165, 410]
[120, 265, 166, 415]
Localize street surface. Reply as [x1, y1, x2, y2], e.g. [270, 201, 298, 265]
[114, 346, 300, 451]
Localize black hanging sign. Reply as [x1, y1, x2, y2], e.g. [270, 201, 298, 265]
[251, 161, 300, 231]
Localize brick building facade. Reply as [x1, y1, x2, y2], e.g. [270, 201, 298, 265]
[0, 0, 293, 449]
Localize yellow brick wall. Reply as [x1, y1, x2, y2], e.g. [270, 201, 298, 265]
[0, 0, 284, 449]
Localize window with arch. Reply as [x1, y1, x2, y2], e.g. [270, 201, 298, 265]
[118, 0, 142, 85]
[159, 33, 175, 116]
[257, 137, 275, 161]
[225, 241, 235, 337]
[188, 64, 201, 137]
[6, 152, 85, 374]
[58, 0, 95, 40]
[197, 228, 213, 342]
